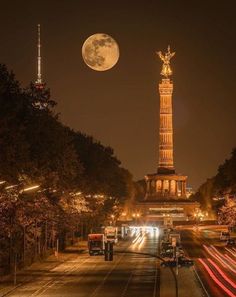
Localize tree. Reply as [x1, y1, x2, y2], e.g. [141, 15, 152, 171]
[192, 178, 215, 210]
[193, 148, 236, 217]
[0, 63, 134, 274]
[214, 148, 236, 194]
[218, 197, 236, 227]
[0, 64, 31, 182]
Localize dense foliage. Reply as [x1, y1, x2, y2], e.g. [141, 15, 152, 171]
[218, 198, 236, 228]
[192, 148, 236, 220]
[0, 64, 133, 274]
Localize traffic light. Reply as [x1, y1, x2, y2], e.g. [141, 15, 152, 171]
[104, 242, 113, 261]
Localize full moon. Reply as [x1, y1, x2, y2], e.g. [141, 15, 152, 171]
[82, 33, 119, 71]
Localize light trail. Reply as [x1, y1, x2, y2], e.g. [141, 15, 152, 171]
[138, 234, 146, 249]
[208, 258, 236, 289]
[211, 246, 236, 269]
[203, 245, 228, 268]
[132, 233, 145, 248]
[225, 248, 236, 258]
[132, 233, 142, 244]
[225, 254, 236, 266]
[198, 258, 236, 297]
[204, 245, 236, 274]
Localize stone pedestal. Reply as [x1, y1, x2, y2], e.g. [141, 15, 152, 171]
[145, 173, 187, 200]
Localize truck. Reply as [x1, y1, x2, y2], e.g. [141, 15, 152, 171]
[104, 226, 118, 244]
[117, 226, 126, 239]
[88, 234, 105, 255]
[169, 231, 181, 246]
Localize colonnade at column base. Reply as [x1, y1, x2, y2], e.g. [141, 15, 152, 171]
[145, 173, 188, 200]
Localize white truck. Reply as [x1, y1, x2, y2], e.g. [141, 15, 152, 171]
[88, 234, 105, 255]
[104, 226, 118, 244]
[169, 231, 181, 246]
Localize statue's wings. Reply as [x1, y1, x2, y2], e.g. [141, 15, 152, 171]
[157, 51, 165, 62]
[170, 52, 175, 59]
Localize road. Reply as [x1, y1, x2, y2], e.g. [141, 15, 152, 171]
[180, 225, 236, 297]
[0, 229, 160, 297]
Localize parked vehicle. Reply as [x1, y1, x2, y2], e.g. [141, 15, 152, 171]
[226, 238, 236, 246]
[161, 241, 172, 250]
[178, 257, 194, 267]
[161, 257, 194, 267]
[161, 249, 174, 258]
[169, 232, 181, 245]
[220, 231, 230, 241]
[117, 226, 127, 239]
[104, 226, 118, 244]
[117, 228, 122, 239]
[161, 259, 177, 267]
[161, 247, 184, 258]
[88, 234, 105, 255]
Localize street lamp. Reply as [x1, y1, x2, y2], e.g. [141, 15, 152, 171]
[20, 185, 40, 193]
[110, 214, 115, 226]
[194, 210, 204, 225]
[132, 212, 140, 225]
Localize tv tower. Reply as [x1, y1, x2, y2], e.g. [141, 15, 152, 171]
[35, 24, 44, 89]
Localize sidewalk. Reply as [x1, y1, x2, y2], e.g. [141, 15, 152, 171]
[160, 266, 205, 297]
[0, 240, 87, 297]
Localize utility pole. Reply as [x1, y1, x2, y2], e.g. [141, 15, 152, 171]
[13, 253, 17, 286]
[104, 242, 113, 261]
[55, 238, 59, 260]
[45, 220, 48, 254]
[23, 225, 26, 267]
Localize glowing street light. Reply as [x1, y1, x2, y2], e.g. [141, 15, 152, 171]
[20, 185, 40, 193]
[5, 184, 18, 190]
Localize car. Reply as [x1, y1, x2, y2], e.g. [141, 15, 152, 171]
[161, 258, 177, 267]
[178, 257, 194, 267]
[220, 231, 230, 241]
[161, 256, 194, 268]
[226, 238, 236, 246]
[161, 241, 172, 250]
[161, 250, 174, 258]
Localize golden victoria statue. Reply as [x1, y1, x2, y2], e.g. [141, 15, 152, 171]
[157, 45, 175, 78]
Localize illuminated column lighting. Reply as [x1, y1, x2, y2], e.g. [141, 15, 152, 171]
[158, 78, 175, 173]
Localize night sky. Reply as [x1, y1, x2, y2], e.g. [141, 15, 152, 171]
[1, 1, 236, 189]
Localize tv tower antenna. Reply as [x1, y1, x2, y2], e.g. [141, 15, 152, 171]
[35, 24, 43, 88]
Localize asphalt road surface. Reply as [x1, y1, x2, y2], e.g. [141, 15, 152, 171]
[1, 229, 160, 297]
[180, 225, 236, 297]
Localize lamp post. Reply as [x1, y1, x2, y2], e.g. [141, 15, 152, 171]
[110, 214, 115, 226]
[132, 212, 140, 225]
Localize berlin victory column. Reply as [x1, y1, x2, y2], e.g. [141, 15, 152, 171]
[137, 47, 199, 222]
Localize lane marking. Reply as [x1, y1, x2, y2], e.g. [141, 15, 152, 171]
[28, 255, 90, 296]
[193, 265, 211, 297]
